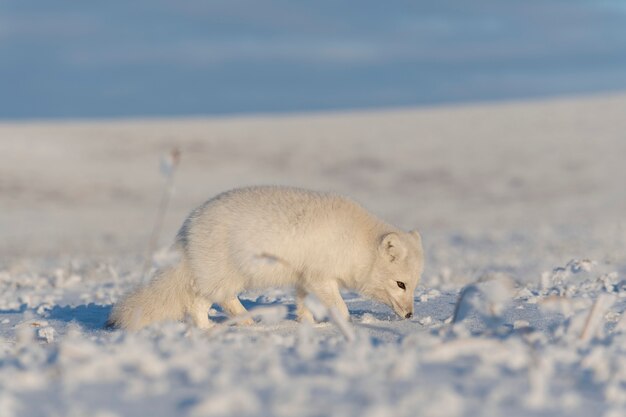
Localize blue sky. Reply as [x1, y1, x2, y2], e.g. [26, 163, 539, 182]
[1, 0, 626, 119]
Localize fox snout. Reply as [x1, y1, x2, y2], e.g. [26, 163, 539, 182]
[390, 301, 414, 320]
[400, 308, 413, 319]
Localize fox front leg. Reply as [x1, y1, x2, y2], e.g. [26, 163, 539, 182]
[306, 280, 350, 322]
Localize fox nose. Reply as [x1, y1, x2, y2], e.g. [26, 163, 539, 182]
[405, 312, 413, 319]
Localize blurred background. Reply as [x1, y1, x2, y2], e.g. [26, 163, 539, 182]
[1, 0, 626, 119]
[1, 1, 625, 263]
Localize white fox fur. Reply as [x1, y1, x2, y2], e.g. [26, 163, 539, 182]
[108, 186, 424, 330]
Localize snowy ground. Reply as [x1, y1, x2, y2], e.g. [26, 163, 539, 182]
[1, 94, 626, 416]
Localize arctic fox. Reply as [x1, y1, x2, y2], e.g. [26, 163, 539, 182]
[108, 186, 424, 330]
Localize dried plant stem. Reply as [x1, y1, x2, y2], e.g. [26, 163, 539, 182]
[141, 149, 180, 282]
[579, 293, 615, 342]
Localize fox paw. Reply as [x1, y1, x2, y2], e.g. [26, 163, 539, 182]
[235, 317, 255, 326]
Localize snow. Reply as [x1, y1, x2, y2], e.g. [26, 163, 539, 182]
[1, 94, 626, 416]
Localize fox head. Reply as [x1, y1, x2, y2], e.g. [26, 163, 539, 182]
[363, 230, 424, 319]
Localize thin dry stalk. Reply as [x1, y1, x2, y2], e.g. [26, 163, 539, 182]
[141, 148, 181, 282]
[580, 293, 615, 343]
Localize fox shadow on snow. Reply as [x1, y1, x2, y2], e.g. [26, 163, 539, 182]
[37, 299, 297, 329]
[220, 298, 298, 322]
[22, 295, 418, 330]
[0, 303, 113, 331]
[47, 304, 113, 330]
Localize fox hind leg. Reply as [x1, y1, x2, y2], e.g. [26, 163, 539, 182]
[189, 297, 214, 329]
[296, 286, 315, 323]
[220, 297, 254, 325]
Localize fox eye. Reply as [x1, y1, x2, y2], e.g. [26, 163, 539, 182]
[396, 281, 406, 290]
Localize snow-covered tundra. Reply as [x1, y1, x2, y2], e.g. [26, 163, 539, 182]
[109, 186, 424, 330]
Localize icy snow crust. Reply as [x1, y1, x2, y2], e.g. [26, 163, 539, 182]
[2, 251, 626, 417]
[1, 94, 626, 416]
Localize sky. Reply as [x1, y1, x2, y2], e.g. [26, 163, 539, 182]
[1, 0, 626, 119]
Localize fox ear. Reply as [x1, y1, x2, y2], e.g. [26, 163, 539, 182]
[379, 232, 407, 262]
[409, 229, 424, 256]
[409, 229, 422, 245]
